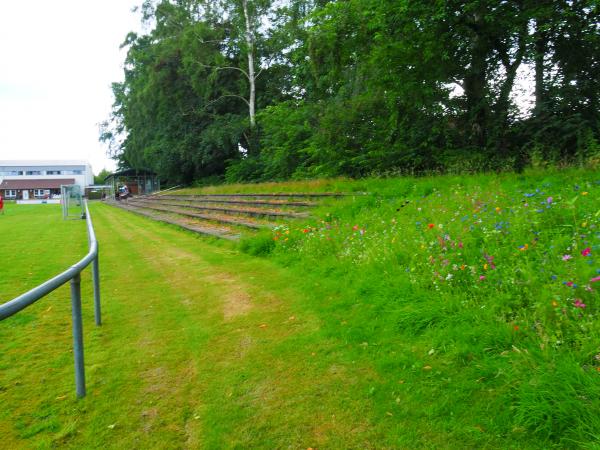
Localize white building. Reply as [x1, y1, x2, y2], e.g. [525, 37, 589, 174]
[0, 160, 94, 200]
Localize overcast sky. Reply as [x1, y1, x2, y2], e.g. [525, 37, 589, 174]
[0, 0, 142, 175]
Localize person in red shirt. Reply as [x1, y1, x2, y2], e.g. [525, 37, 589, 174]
[0, 194, 4, 214]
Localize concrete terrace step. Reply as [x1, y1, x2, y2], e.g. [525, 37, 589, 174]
[159, 192, 346, 199]
[108, 190, 349, 241]
[153, 195, 317, 208]
[129, 198, 310, 220]
[124, 201, 271, 230]
[112, 201, 240, 241]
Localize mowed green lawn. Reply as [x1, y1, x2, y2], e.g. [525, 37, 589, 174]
[0, 202, 392, 449]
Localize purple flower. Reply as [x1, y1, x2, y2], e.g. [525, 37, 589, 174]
[562, 254, 573, 261]
[547, 196, 553, 204]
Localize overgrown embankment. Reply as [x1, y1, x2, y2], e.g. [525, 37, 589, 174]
[227, 168, 600, 445]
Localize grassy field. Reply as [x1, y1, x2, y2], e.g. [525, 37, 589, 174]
[1, 168, 599, 448]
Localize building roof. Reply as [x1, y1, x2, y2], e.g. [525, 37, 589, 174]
[0, 160, 90, 167]
[0, 179, 76, 189]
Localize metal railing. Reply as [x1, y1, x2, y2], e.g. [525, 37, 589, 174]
[0, 200, 101, 398]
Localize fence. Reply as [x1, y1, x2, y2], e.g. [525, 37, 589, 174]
[0, 200, 101, 398]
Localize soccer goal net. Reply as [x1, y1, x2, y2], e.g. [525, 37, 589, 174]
[61, 184, 85, 220]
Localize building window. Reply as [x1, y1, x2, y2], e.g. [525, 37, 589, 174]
[5, 190, 16, 198]
[0, 171, 21, 176]
[26, 170, 42, 175]
[34, 189, 50, 198]
[46, 170, 62, 175]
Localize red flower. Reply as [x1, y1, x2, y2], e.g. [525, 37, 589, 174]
[582, 247, 591, 257]
[427, 223, 435, 229]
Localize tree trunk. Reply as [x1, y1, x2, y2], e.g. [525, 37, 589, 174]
[495, 23, 527, 129]
[242, 0, 256, 128]
[463, 7, 489, 148]
[533, 17, 548, 116]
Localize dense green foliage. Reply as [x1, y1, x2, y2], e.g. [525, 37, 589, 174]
[93, 168, 111, 185]
[102, 0, 600, 183]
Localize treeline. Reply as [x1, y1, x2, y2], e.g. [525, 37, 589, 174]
[101, 0, 600, 184]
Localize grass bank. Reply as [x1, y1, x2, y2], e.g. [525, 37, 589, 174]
[235, 168, 600, 447]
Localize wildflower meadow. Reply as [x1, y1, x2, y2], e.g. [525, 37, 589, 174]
[242, 168, 600, 445]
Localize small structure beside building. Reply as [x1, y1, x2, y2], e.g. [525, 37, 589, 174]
[104, 169, 160, 198]
[0, 160, 94, 201]
[84, 185, 113, 200]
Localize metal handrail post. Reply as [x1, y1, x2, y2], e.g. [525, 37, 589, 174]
[70, 273, 86, 398]
[92, 254, 101, 326]
[85, 201, 102, 326]
[1, 200, 100, 397]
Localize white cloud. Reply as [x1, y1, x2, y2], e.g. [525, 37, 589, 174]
[0, 0, 141, 174]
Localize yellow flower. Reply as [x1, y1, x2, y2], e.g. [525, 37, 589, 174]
[483, 263, 488, 270]
[582, 191, 589, 196]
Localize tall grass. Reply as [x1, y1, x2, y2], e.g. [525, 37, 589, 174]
[240, 168, 600, 445]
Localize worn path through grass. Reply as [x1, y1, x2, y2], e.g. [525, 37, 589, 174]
[0, 203, 383, 449]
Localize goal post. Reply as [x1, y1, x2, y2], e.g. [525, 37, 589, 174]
[61, 184, 85, 220]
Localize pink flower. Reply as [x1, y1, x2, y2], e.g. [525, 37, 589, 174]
[581, 247, 591, 257]
[562, 254, 572, 261]
[574, 299, 586, 309]
[479, 275, 486, 281]
[591, 276, 600, 283]
[566, 281, 574, 287]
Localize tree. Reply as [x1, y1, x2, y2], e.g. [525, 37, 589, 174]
[94, 168, 112, 185]
[101, 0, 600, 182]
